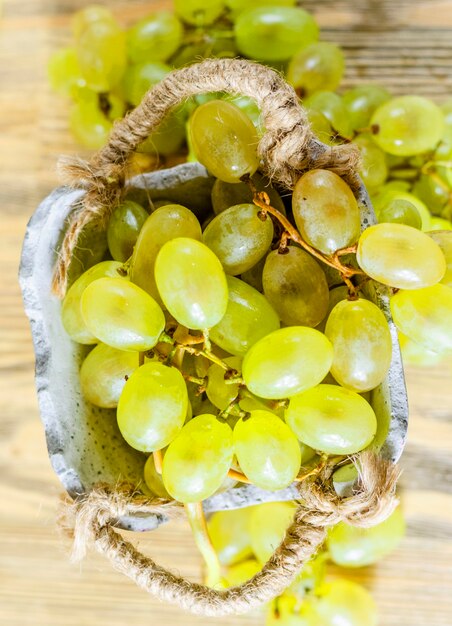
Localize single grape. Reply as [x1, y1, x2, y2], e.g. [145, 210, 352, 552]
[223, 559, 261, 587]
[69, 98, 113, 149]
[398, 332, 447, 367]
[304, 91, 351, 138]
[122, 61, 170, 106]
[377, 198, 422, 229]
[206, 356, 242, 410]
[306, 108, 334, 145]
[249, 502, 297, 563]
[80, 277, 165, 351]
[117, 362, 187, 452]
[342, 84, 391, 131]
[412, 173, 450, 216]
[357, 223, 446, 289]
[137, 107, 187, 157]
[285, 384, 377, 454]
[234, 7, 318, 62]
[287, 42, 344, 96]
[72, 5, 116, 38]
[354, 134, 388, 190]
[267, 594, 317, 626]
[242, 327, 333, 399]
[262, 247, 329, 327]
[311, 579, 378, 626]
[207, 507, 255, 566]
[144, 453, 170, 498]
[155, 238, 228, 330]
[162, 414, 233, 502]
[371, 95, 444, 156]
[372, 187, 431, 230]
[429, 230, 452, 286]
[174, 0, 224, 25]
[126, 12, 182, 63]
[211, 172, 286, 216]
[107, 200, 148, 262]
[292, 169, 361, 254]
[189, 100, 259, 183]
[48, 47, 85, 96]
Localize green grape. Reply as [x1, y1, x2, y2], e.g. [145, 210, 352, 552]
[80, 343, 139, 408]
[107, 200, 148, 262]
[357, 223, 446, 289]
[327, 505, 405, 567]
[189, 100, 259, 183]
[211, 173, 286, 216]
[81, 277, 165, 351]
[431, 217, 452, 230]
[206, 356, 242, 410]
[292, 169, 361, 254]
[223, 559, 260, 587]
[267, 594, 317, 626]
[208, 507, 255, 566]
[249, 502, 297, 563]
[325, 298, 392, 392]
[371, 96, 444, 156]
[390, 284, 452, 353]
[117, 362, 187, 452]
[155, 238, 228, 330]
[210, 276, 279, 356]
[174, 0, 224, 25]
[122, 61, 170, 107]
[72, 6, 116, 38]
[224, 95, 263, 134]
[307, 108, 334, 145]
[429, 231, 452, 286]
[203, 203, 273, 275]
[69, 98, 113, 149]
[240, 254, 267, 292]
[412, 173, 450, 216]
[137, 107, 187, 157]
[377, 198, 422, 229]
[242, 327, 333, 399]
[234, 410, 301, 490]
[317, 285, 349, 333]
[354, 134, 388, 190]
[332, 463, 358, 495]
[144, 453, 170, 498]
[287, 42, 344, 96]
[398, 332, 447, 367]
[234, 7, 318, 62]
[304, 91, 351, 138]
[342, 84, 391, 131]
[126, 12, 182, 63]
[62, 261, 124, 344]
[130, 204, 202, 304]
[372, 187, 431, 230]
[285, 384, 377, 454]
[312, 579, 378, 626]
[226, 0, 296, 17]
[262, 247, 329, 327]
[237, 391, 284, 419]
[162, 414, 233, 502]
[48, 47, 85, 96]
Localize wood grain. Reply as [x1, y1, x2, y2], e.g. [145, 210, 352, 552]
[1, 1, 452, 625]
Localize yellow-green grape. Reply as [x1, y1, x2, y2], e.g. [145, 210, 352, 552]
[174, 0, 224, 25]
[189, 100, 259, 183]
[429, 231, 452, 286]
[80, 343, 139, 408]
[117, 362, 187, 452]
[307, 108, 334, 145]
[398, 332, 447, 367]
[286, 552, 327, 599]
[210, 276, 280, 356]
[249, 502, 297, 563]
[72, 6, 116, 38]
[412, 173, 450, 216]
[233, 410, 301, 490]
[285, 384, 377, 455]
[371, 95, 444, 156]
[62, 261, 124, 344]
[162, 414, 233, 502]
[287, 42, 344, 96]
[126, 12, 182, 63]
[48, 47, 85, 96]
[208, 507, 255, 566]
[354, 134, 388, 190]
[372, 187, 431, 231]
[137, 107, 187, 157]
[144, 453, 170, 498]
[223, 559, 261, 587]
[122, 61, 170, 107]
[130, 204, 202, 303]
[69, 98, 113, 149]
[206, 356, 242, 410]
[357, 223, 446, 289]
[81, 278, 165, 351]
[242, 327, 333, 399]
[378, 198, 422, 229]
[342, 84, 391, 132]
[203, 204, 274, 275]
[304, 91, 351, 138]
[327, 505, 405, 567]
[107, 200, 148, 262]
[262, 247, 329, 327]
[312, 579, 378, 626]
[211, 173, 286, 216]
[155, 238, 228, 330]
[267, 594, 317, 626]
[292, 169, 361, 255]
[325, 298, 392, 392]
[431, 217, 452, 230]
[390, 284, 452, 353]
[226, 0, 296, 17]
[234, 7, 318, 62]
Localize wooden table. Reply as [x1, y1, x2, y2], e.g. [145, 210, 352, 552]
[1, 1, 451, 625]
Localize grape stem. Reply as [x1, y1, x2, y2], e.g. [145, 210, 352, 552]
[229, 454, 332, 485]
[153, 450, 163, 475]
[185, 502, 222, 589]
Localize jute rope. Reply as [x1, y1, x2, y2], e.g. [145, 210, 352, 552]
[52, 57, 360, 297]
[60, 452, 399, 616]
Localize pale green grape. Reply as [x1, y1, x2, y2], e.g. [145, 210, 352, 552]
[398, 332, 447, 367]
[429, 230, 452, 286]
[130, 204, 202, 304]
[311, 579, 378, 626]
[242, 327, 333, 399]
[72, 6, 116, 38]
[174, 0, 224, 25]
[144, 453, 170, 498]
[357, 223, 446, 289]
[262, 247, 329, 327]
[234, 410, 301, 490]
[240, 254, 267, 292]
[226, 0, 296, 17]
[342, 84, 391, 131]
[80, 343, 139, 408]
[285, 384, 377, 454]
[211, 173, 286, 216]
[206, 356, 242, 410]
[107, 200, 148, 262]
[249, 502, 297, 563]
[62, 261, 124, 344]
[48, 47, 85, 96]
[81, 277, 165, 351]
[304, 91, 351, 138]
[325, 298, 392, 392]
[117, 362, 187, 451]
[203, 203, 273, 275]
[234, 7, 318, 62]
[412, 173, 450, 216]
[307, 108, 334, 145]
[354, 134, 388, 190]
[372, 187, 431, 230]
[292, 169, 361, 254]
[155, 238, 228, 330]
[137, 107, 187, 157]
[122, 61, 170, 106]
[431, 217, 452, 230]
[126, 12, 182, 63]
[332, 463, 359, 495]
[378, 198, 422, 229]
[327, 505, 405, 567]
[287, 42, 344, 96]
[189, 100, 259, 183]
[162, 414, 233, 502]
[390, 284, 452, 353]
[223, 559, 261, 587]
[371, 96, 444, 156]
[69, 98, 113, 149]
[208, 507, 255, 566]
